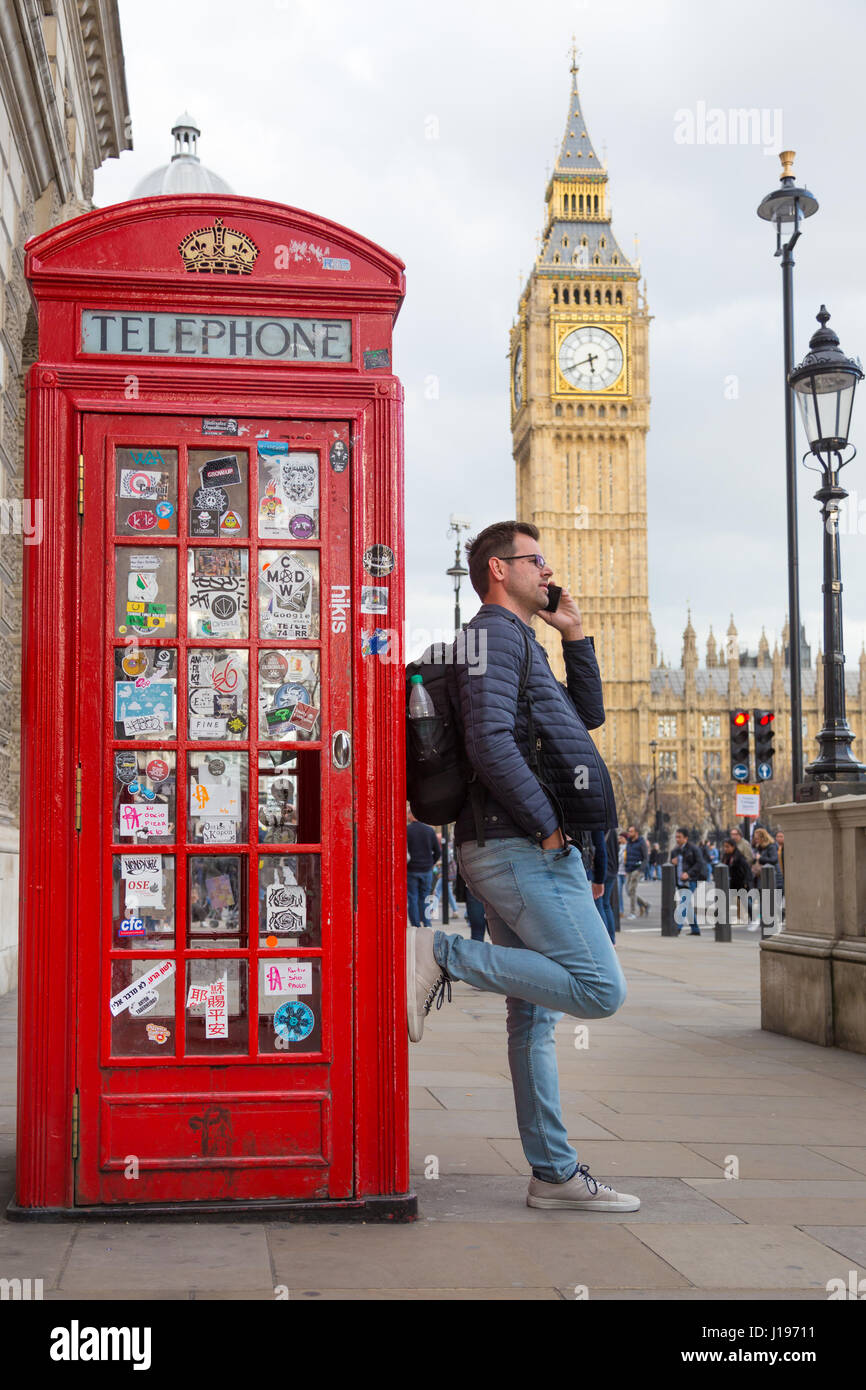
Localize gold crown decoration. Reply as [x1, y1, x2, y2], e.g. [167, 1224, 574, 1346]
[178, 217, 259, 274]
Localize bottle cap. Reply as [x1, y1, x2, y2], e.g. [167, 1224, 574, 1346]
[410, 674, 423, 684]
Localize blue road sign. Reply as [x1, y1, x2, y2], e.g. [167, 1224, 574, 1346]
[733, 762, 749, 782]
[757, 761, 773, 780]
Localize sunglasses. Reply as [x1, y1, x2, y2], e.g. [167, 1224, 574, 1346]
[494, 553, 547, 569]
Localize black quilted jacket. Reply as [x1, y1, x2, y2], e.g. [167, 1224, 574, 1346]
[452, 604, 617, 847]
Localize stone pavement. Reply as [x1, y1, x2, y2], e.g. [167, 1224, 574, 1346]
[1, 920, 865, 1301]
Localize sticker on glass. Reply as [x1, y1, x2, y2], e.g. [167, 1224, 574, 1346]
[258, 444, 319, 541]
[361, 628, 390, 657]
[266, 883, 306, 934]
[115, 680, 175, 737]
[120, 470, 168, 501]
[263, 960, 312, 995]
[109, 959, 175, 1017]
[260, 553, 313, 638]
[118, 802, 170, 838]
[188, 548, 248, 638]
[146, 1022, 170, 1044]
[129, 992, 161, 1018]
[273, 1000, 315, 1042]
[329, 439, 349, 473]
[200, 455, 242, 489]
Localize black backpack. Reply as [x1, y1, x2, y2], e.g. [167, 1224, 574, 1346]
[405, 625, 533, 835]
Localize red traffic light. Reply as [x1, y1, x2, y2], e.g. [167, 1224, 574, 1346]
[733, 711, 749, 726]
[758, 712, 775, 725]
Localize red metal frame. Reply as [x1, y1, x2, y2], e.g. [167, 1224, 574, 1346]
[15, 196, 409, 1214]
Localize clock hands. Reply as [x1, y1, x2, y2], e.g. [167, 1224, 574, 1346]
[571, 352, 598, 374]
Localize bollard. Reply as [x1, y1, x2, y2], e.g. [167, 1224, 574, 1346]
[759, 863, 776, 938]
[712, 863, 732, 942]
[660, 862, 678, 936]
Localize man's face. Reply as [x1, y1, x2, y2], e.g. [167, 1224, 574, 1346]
[731, 830, 741, 844]
[495, 536, 553, 613]
[776, 832, 784, 845]
[627, 826, 637, 840]
[675, 831, 686, 847]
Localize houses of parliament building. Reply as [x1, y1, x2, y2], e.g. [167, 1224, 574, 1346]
[509, 55, 866, 829]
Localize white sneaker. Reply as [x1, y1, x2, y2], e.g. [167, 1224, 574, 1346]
[406, 925, 451, 1042]
[527, 1165, 640, 1213]
[747, 923, 759, 932]
[627, 913, 636, 920]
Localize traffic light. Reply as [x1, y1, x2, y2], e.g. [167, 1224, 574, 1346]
[754, 710, 775, 781]
[729, 709, 750, 781]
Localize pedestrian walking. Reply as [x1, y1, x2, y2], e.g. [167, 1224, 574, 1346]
[648, 842, 661, 881]
[751, 827, 783, 931]
[406, 519, 638, 1213]
[624, 825, 650, 918]
[670, 827, 704, 935]
[617, 831, 627, 903]
[406, 810, 440, 928]
[595, 825, 620, 945]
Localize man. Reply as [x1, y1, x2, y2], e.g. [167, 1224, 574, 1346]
[730, 828, 756, 924]
[406, 520, 637, 1214]
[649, 841, 662, 880]
[624, 825, 650, 918]
[406, 810, 440, 928]
[670, 827, 704, 936]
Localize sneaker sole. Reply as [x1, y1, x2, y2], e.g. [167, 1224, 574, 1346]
[406, 925, 423, 1043]
[527, 1194, 641, 1213]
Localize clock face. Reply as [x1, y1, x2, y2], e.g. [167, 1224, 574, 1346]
[558, 326, 624, 392]
[512, 345, 523, 409]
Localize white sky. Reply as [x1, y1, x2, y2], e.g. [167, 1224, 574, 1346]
[94, 0, 866, 673]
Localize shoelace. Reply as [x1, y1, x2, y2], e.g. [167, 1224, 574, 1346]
[576, 1163, 614, 1195]
[423, 973, 452, 1017]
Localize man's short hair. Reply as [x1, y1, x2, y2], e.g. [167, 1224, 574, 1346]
[465, 520, 540, 599]
[676, 826, 689, 838]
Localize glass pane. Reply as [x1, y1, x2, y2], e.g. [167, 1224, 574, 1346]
[257, 443, 319, 540]
[257, 750, 320, 844]
[258, 550, 320, 639]
[110, 958, 176, 1057]
[188, 855, 247, 948]
[188, 449, 249, 537]
[114, 750, 176, 843]
[187, 649, 249, 741]
[188, 751, 248, 844]
[112, 853, 175, 949]
[185, 959, 247, 1055]
[258, 958, 321, 1054]
[113, 649, 177, 740]
[258, 854, 321, 947]
[258, 649, 321, 742]
[115, 547, 177, 638]
[115, 447, 178, 536]
[187, 547, 249, 639]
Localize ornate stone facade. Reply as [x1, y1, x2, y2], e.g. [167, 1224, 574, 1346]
[0, 1, 129, 993]
[512, 59, 866, 834]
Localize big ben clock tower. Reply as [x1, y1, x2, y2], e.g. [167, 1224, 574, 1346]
[512, 53, 653, 772]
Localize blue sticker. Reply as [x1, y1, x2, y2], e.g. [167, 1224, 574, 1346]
[155, 500, 174, 519]
[273, 1000, 315, 1042]
[274, 682, 309, 710]
[118, 917, 146, 937]
[361, 628, 390, 657]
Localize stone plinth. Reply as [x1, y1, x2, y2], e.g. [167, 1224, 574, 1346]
[761, 793, 866, 1053]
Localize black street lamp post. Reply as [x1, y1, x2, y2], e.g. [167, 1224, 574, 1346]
[441, 516, 471, 925]
[757, 151, 819, 791]
[789, 307, 866, 793]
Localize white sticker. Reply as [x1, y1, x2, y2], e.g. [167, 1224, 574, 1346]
[360, 586, 388, 615]
[120, 469, 167, 500]
[128, 552, 161, 571]
[262, 960, 313, 995]
[266, 883, 306, 934]
[109, 959, 175, 1017]
[128, 572, 159, 603]
[189, 716, 227, 739]
[200, 819, 237, 843]
[123, 714, 166, 737]
[125, 877, 163, 908]
[120, 853, 163, 880]
[118, 802, 169, 837]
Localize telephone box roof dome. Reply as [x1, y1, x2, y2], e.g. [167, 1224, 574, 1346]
[130, 114, 234, 197]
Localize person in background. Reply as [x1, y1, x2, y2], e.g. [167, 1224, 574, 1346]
[775, 830, 785, 884]
[722, 837, 750, 891]
[407, 810, 440, 928]
[464, 885, 488, 941]
[432, 829, 460, 917]
[595, 826, 619, 946]
[648, 841, 662, 881]
[730, 827, 754, 867]
[623, 825, 650, 919]
[670, 827, 703, 936]
[751, 827, 783, 932]
[617, 831, 627, 906]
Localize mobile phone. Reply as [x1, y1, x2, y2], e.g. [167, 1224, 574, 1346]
[545, 584, 562, 613]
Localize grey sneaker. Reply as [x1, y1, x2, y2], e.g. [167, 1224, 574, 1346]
[527, 1164, 640, 1213]
[406, 925, 451, 1042]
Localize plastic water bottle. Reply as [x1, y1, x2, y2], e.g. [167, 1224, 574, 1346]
[408, 674, 435, 719]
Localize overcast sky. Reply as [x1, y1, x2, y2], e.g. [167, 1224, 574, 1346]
[94, 0, 866, 672]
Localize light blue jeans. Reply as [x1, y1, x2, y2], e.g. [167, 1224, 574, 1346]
[434, 837, 627, 1184]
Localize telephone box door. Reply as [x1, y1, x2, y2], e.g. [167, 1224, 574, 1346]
[75, 411, 354, 1204]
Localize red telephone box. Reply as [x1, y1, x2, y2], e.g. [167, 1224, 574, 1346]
[11, 195, 413, 1218]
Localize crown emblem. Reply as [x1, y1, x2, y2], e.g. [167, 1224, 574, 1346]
[178, 217, 259, 275]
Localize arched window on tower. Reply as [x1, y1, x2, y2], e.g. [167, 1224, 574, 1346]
[593, 254, 600, 265]
[555, 404, 562, 416]
[553, 286, 559, 304]
[584, 288, 590, 304]
[604, 289, 612, 305]
[594, 288, 601, 304]
[576, 404, 584, 417]
[571, 194, 576, 212]
[619, 405, 628, 418]
[579, 194, 584, 214]
[563, 235, 569, 248]
[612, 254, 619, 265]
[563, 286, 570, 304]
[615, 289, 622, 305]
[594, 195, 599, 214]
[554, 253, 560, 263]
[598, 405, 606, 418]
[600, 236, 606, 249]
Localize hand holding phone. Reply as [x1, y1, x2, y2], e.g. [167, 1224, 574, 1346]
[544, 584, 562, 613]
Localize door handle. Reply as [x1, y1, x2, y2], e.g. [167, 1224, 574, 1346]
[332, 730, 351, 769]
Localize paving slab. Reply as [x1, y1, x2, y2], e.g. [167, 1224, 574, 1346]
[416, 1174, 741, 1225]
[409, 1135, 523, 1176]
[59, 1224, 272, 1294]
[683, 1179, 866, 1226]
[284, 1287, 561, 1300]
[683, 1144, 866, 1181]
[0, 1221, 75, 1288]
[487, 1139, 722, 1178]
[797, 1227, 866, 1267]
[628, 1223, 866, 1289]
[810, 1148, 866, 1176]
